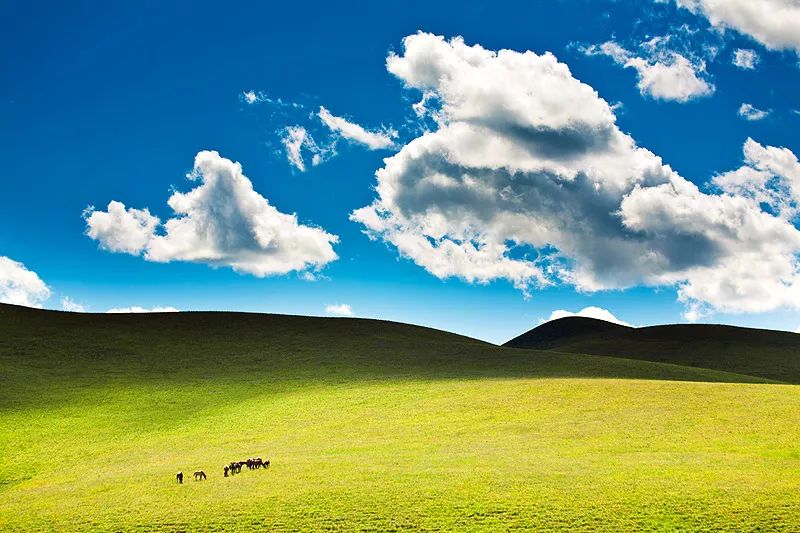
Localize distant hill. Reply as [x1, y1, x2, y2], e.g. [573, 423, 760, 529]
[505, 317, 800, 383]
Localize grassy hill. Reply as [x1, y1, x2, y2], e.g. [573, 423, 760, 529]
[504, 317, 800, 383]
[2, 304, 800, 530]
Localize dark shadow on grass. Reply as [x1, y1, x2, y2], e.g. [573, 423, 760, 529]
[0, 304, 779, 412]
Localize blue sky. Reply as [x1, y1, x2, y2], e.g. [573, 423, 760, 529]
[1, 0, 799, 343]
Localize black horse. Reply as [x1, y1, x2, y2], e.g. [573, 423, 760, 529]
[176, 471, 183, 484]
[193, 470, 207, 480]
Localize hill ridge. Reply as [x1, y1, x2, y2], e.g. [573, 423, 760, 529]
[504, 316, 800, 383]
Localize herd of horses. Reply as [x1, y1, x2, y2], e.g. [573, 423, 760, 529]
[176, 457, 270, 484]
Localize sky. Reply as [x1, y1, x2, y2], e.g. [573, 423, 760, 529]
[1, 0, 800, 343]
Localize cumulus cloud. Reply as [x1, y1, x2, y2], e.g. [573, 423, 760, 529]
[325, 303, 354, 316]
[583, 39, 714, 102]
[676, 0, 800, 54]
[713, 138, 800, 220]
[544, 306, 632, 327]
[84, 202, 159, 255]
[732, 48, 759, 69]
[318, 106, 397, 150]
[85, 151, 339, 277]
[0, 256, 51, 307]
[738, 103, 771, 121]
[106, 306, 179, 313]
[61, 297, 86, 313]
[352, 32, 800, 317]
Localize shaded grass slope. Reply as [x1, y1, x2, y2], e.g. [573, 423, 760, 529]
[505, 317, 800, 384]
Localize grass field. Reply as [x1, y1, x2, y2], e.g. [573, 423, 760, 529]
[1, 304, 800, 530]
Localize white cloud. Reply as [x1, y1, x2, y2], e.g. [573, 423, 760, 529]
[241, 90, 302, 109]
[737, 103, 771, 121]
[325, 303, 353, 316]
[281, 126, 309, 171]
[584, 40, 714, 102]
[0, 256, 51, 308]
[61, 297, 86, 313]
[317, 106, 397, 150]
[242, 90, 258, 104]
[352, 32, 800, 317]
[713, 138, 800, 220]
[85, 150, 339, 277]
[676, 0, 800, 54]
[279, 125, 335, 172]
[84, 201, 159, 255]
[277, 107, 397, 171]
[544, 306, 632, 327]
[682, 300, 712, 322]
[106, 306, 179, 313]
[732, 48, 759, 69]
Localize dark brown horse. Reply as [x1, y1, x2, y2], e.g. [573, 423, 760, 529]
[193, 470, 206, 480]
[176, 471, 183, 484]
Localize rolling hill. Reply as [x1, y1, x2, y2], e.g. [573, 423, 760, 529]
[2, 303, 800, 530]
[504, 316, 800, 383]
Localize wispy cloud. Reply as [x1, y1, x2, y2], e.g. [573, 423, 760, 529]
[106, 306, 179, 313]
[61, 297, 86, 313]
[241, 90, 303, 108]
[317, 106, 397, 149]
[325, 303, 353, 316]
[279, 126, 336, 172]
[732, 48, 759, 69]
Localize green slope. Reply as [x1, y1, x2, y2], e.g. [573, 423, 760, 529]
[2, 304, 800, 530]
[504, 316, 800, 383]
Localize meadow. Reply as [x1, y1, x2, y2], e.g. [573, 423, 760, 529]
[1, 304, 799, 531]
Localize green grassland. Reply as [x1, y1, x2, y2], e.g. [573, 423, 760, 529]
[1, 304, 800, 530]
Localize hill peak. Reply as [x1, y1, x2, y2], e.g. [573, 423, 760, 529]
[504, 316, 631, 349]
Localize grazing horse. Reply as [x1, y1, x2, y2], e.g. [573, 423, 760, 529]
[176, 471, 183, 484]
[193, 470, 207, 481]
[223, 458, 270, 476]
